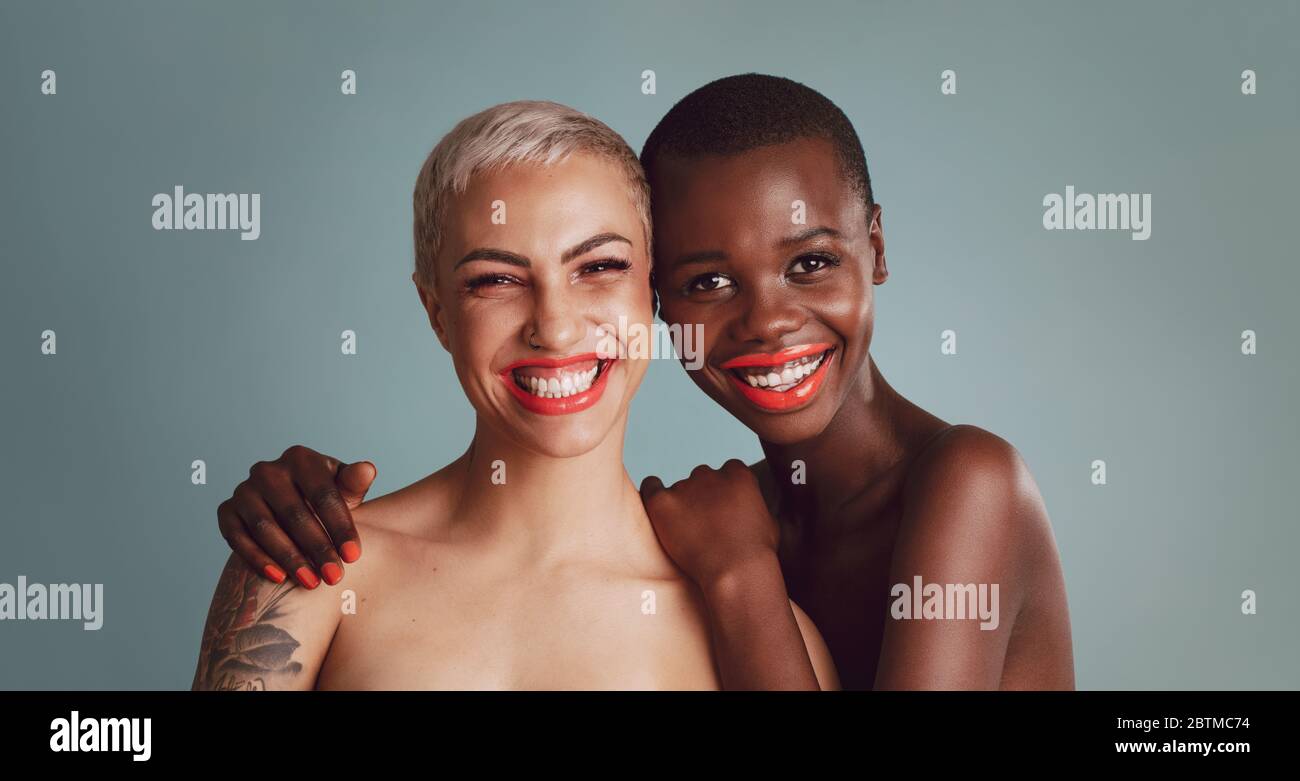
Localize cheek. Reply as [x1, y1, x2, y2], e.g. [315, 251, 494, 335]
[660, 300, 724, 377]
[593, 278, 655, 329]
[657, 293, 726, 337]
[821, 274, 873, 343]
[601, 282, 657, 389]
[446, 299, 522, 376]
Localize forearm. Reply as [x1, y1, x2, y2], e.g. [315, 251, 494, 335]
[701, 554, 820, 690]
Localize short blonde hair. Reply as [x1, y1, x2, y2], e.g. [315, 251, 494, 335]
[413, 100, 652, 286]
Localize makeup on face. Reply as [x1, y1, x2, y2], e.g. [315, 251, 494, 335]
[500, 353, 619, 415]
[430, 153, 652, 449]
[648, 138, 882, 441]
[719, 343, 835, 412]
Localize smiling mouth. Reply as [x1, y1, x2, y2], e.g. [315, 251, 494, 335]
[725, 348, 832, 392]
[499, 353, 616, 415]
[510, 357, 611, 398]
[718, 343, 835, 412]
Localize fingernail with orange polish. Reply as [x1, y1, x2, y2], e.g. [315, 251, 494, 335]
[321, 562, 343, 585]
[263, 564, 286, 583]
[340, 541, 361, 563]
[295, 567, 320, 589]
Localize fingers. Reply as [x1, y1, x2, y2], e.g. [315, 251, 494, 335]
[283, 448, 363, 567]
[336, 461, 376, 508]
[720, 458, 748, 473]
[328, 461, 374, 563]
[230, 482, 321, 589]
[217, 500, 288, 585]
[248, 460, 344, 587]
[639, 475, 665, 499]
[720, 458, 755, 484]
[642, 461, 749, 504]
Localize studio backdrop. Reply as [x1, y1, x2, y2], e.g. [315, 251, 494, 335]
[1, 0, 1297, 689]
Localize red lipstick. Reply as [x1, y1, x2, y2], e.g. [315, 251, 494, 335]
[720, 343, 834, 412]
[499, 352, 615, 415]
[720, 343, 831, 370]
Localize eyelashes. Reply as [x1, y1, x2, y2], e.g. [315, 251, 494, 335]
[464, 272, 520, 291]
[462, 257, 633, 292]
[683, 271, 734, 294]
[680, 252, 842, 296]
[578, 258, 632, 275]
[790, 251, 841, 273]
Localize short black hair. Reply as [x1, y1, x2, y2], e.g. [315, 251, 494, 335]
[640, 73, 874, 208]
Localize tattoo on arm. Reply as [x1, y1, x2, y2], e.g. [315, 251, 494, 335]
[194, 563, 303, 691]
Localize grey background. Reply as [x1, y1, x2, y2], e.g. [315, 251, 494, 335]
[1, 0, 1296, 689]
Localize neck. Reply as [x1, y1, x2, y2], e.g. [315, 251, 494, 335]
[445, 414, 650, 564]
[760, 356, 910, 524]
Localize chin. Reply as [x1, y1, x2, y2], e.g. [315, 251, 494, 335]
[736, 404, 837, 446]
[688, 375, 822, 445]
[483, 387, 632, 461]
[519, 424, 614, 459]
[474, 401, 620, 459]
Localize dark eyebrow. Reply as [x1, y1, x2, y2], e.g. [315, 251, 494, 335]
[670, 250, 727, 269]
[561, 232, 632, 264]
[669, 227, 844, 270]
[453, 248, 530, 269]
[454, 233, 631, 270]
[779, 226, 843, 246]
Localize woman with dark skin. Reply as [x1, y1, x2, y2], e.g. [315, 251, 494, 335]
[214, 75, 1074, 690]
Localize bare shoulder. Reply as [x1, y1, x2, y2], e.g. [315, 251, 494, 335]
[348, 460, 468, 540]
[341, 461, 479, 585]
[894, 425, 1058, 605]
[904, 424, 1049, 535]
[910, 424, 1028, 484]
[874, 425, 1073, 688]
[192, 459, 475, 691]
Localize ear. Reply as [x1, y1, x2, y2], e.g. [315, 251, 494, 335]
[868, 203, 888, 285]
[413, 271, 452, 352]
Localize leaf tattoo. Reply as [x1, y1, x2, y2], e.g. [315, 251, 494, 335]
[194, 562, 303, 690]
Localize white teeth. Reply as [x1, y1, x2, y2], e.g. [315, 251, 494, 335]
[514, 364, 600, 398]
[734, 351, 829, 391]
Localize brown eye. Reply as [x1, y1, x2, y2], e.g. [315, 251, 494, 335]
[789, 253, 840, 277]
[686, 272, 734, 294]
